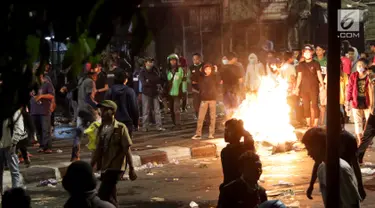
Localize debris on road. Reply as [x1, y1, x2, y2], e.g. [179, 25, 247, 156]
[56, 149, 63, 153]
[171, 159, 180, 165]
[146, 145, 153, 148]
[164, 178, 179, 182]
[150, 197, 165, 202]
[189, 201, 199, 208]
[285, 201, 300, 208]
[146, 173, 154, 176]
[292, 142, 305, 151]
[135, 162, 164, 171]
[361, 168, 375, 176]
[272, 181, 294, 187]
[38, 179, 58, 187]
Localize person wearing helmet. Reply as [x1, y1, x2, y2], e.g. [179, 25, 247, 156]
[295, 44, 325, 127]
[166, 54, 184, 129]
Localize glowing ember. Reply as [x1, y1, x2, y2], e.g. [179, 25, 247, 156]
[232, 76, 297, 146]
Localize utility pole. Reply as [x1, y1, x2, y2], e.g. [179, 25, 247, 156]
[326, 0, 341, 207]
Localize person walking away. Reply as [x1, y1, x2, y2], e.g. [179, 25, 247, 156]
[30, 72, 55, 153]
[166, 54, 184, 129]
[139, 58, 165, 132]
[302, 127, 362, 207]
[281, 52, 299, 124]
[0, 109, 27, 195]
[2, 188, 31, 208]
[295, 44, 325, 127]
[346, 58, 371, 145]
[133, 58, 145, 118]
[180, 58, 190, 112]
[91, 100, 137, 207]
[72, 69, 99, 161]
[63, 161, 115, 208]
[192, 64, 219, 140]
[190, 53, 204, 118]
[107, 59, 122, 88]
[220, 52, 244, 121]
[95, 63, 109, 103]
[244, 53, 265, 94]
[105, 69, 139, 137]
[358, 67, 375, 164]
[218, 151, 267, 208]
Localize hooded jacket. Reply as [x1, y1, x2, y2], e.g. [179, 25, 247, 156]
[245, 54, 266, 92]
[105, 84, 139, 129]
[346, 71, 370, 109]
[139, 67, 162, 97]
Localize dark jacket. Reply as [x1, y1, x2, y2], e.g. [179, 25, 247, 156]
[139, 67, 162, 97]
[198, 72, 220, 101]
[133, 68, 142, 95]
[64, 191, 115, 208]
[346, 71, 370, 109]
[218, 179, 267, 208]
[105, 84, 139, 130]
[190, 63, 204, 91]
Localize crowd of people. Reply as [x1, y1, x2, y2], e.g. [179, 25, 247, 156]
[2, 38, 375, 207]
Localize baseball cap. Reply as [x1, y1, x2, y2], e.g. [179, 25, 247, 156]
[302, 44, 314, 51]
[97, 100, 117, 112]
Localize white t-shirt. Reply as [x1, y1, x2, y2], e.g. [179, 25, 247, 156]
[318, 159, 361, 208]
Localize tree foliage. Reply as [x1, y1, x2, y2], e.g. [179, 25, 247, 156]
[0, 1, 146, 131]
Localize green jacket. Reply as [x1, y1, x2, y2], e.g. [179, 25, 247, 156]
[167, 67, 184, 96]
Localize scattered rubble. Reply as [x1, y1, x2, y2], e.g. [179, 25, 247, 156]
[189, 201, 199, 208]
[38, 179, 58, 187]
[134, 162, 164, 172]
[150, 197, 165, 202]
[272, 181, 294, 187]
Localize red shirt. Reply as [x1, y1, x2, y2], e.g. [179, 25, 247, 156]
[341, 56, 352, 75]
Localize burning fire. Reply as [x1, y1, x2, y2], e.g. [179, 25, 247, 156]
[232, 76, 297, 146]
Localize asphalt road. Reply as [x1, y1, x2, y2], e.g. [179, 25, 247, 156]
[25, 149, 319, 208]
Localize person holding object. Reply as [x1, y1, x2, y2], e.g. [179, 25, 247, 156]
[91, 100, 137, 207]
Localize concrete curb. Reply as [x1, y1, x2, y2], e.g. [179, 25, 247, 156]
[10, 140, 220, 186]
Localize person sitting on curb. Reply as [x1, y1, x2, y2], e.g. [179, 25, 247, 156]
[220, 119, 255, 186]
[63, 161, 115, 208]
[302, 127, 363, 207]
[218, 151, 267, 208]
[91, 100, 137, 207]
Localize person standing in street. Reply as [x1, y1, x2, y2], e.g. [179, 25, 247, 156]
[30, 72, 55, 153]
[105, 69, 139, 137]
[192, 64, 219, 140]
[91, 100, 137, 207]
[346, 58, 371, 145]
[295, 44, 325, 127]
[314, 45, 327, 126]
[72, 69, 99, 161]
[139, 58, 165, 132]
[95, 63, 109, 103]
[0, 109, 27, 195]
[190, 53, 204, 118]
[180, 58, 190, 113]
[166, 54, 184, 129]
[220, 52, 244, 121]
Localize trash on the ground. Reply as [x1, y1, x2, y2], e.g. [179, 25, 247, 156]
[146, 172, 154, 176]
[146, 145, 153, 148]
[286, 201, 300, 208]
[47, 184, 56, 188]
[171, 159, 179, 165]
[150, 197, 165, 202]
[38, 178, 58, 187]
[134, 162, 163, 171]
[189, 201, 199, 208]
[266, 190, 283, 197]
[164, 178, 179, 182]
[273, 181, 294, 187]
[361, 168, 375, 175]
[56, 149, 63, 153]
